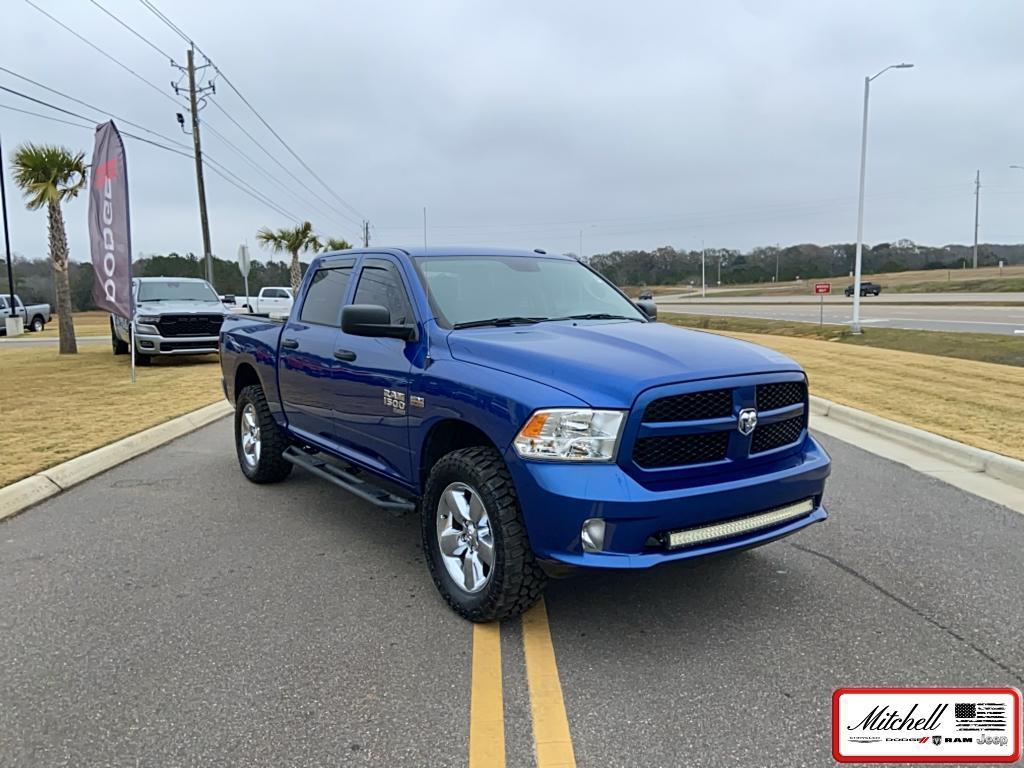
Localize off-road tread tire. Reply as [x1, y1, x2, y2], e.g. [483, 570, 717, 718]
[236, 384, 293, 484]
[422, 445, 546, 622]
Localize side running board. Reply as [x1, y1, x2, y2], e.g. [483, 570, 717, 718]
[282, 447, 417, 513]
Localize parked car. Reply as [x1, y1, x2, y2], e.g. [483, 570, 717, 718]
[244, 286, 294, 315]
[638, 290, 654, 301]
[0, 294, 52, 333]
[219, 247, 831, 621]
[844, 281, 881, 297]
[111, 277, 228, 365]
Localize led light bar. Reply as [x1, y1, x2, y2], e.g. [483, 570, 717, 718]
[665, 498, 815, 549]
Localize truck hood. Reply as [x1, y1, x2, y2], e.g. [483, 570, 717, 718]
[446, 320, 803, 407]
[135, 301, 227, 316]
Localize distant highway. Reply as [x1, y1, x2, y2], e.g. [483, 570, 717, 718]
[660, 298, 1024, 335]
[660, 291, 1024, 304]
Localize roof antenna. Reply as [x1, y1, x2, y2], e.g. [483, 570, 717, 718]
[422, 206, 428, 253]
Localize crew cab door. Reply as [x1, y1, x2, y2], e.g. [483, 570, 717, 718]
[277, 259, 356, 445]
[329, 256, 417, 483]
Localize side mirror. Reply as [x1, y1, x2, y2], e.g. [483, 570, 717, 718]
[635, 299, 657, 321]
[341, 304, 418, 341]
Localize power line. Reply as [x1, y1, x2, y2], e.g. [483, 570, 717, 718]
[0, 87, 301, 221]
[0, 102, 93, 131]
[207, 99, 361, 229]
[21, 0, 183, 109]
[0, 66, 190, 151]
[201, 120, 356, 231]
[133, 0, 368, 222]
[136, 0, 191, 44]
[86, 0, 175, 63]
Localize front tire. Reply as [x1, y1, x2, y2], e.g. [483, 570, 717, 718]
[111, 320, 129, 355]
[235, 384, 293, 483]
[422, 446, 546, 622]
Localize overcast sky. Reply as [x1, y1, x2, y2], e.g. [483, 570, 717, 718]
[4, 0, 1024, 267]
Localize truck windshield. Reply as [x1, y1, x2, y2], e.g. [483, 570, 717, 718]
[137, 281, 219, 303]
[415, 256, 645, 327]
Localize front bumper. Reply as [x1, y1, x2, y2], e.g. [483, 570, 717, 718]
[134, 332, 219, 356]
[505, 434, 831, 569]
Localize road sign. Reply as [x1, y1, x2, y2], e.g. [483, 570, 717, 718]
[814, 282, 831, 294]
[237, 244, 251, 277]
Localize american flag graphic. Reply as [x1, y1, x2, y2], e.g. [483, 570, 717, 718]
[954, 702, 1007, 731]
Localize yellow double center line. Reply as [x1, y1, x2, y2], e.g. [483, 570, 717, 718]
[469, 598, 576, 768]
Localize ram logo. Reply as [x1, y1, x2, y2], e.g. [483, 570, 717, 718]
[737, 408, 758, 436]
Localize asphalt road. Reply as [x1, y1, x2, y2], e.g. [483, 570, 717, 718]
[2, 420, 1022, 766]
[662, 291, 1024, 304]
[661, 300, 1024, 335]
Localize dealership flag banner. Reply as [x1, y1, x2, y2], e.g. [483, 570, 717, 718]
[88, 121, 132, 319]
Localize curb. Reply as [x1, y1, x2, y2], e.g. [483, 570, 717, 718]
[810, 395, 1024, 490]
[0, 401, 232, 522]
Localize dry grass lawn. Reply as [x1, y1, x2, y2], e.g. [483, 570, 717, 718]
[717, 331, 1024, 461]
[34, 311, 112, 339]
[0, 344, 223, 486]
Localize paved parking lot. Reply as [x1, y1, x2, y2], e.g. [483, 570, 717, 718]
[2, 420, 1022, 766]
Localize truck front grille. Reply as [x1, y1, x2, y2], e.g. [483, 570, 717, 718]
[751, 415, 806, 454]
[756, 381, 806, 411]
[156, 314, 224, 337]
[633, 432, 730, 469]
[643, 389, 732, 422]
[630, 378, 808, 471]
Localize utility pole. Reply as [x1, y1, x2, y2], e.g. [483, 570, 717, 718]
[174, 47, 216, 287]
[578, 228, 583, 261]
[775, 244, 780, 283]
[1, 132, 16, 320]
[362, 220, 370, 248]
[973, 170, 980, 269]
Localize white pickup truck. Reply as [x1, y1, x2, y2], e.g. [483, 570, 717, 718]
[0, 294, 52, 334]
[244, 287, 293, 314]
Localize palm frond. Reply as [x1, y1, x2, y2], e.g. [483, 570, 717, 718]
[10, 143, 86, 210]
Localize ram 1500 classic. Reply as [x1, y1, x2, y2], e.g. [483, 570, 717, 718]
[219, 247, 831, 621]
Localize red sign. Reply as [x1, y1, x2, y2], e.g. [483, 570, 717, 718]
[814, 282, 831, 294]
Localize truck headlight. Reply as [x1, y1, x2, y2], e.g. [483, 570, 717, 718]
[135, 315, 160, 334]
[513, 409, 626, 462]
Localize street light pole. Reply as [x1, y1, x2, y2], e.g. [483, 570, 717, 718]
[0, 132, 16, 318]
[851, 62, 913, 334]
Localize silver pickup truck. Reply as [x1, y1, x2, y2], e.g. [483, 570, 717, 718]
[0, 294, 52, 334]
[111, 277, 229, 365]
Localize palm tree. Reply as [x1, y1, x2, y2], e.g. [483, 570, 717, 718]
[10, 143, 86, 354]
[321, 237, 353, 251]
[255, 221, 321, 293]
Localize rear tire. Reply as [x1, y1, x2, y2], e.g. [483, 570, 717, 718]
[30, 316, 44, 332]
[422, 446, 546, 622]
[235, 384, 293, 484]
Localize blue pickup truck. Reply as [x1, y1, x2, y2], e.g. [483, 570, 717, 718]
[219, 247, 830, 621]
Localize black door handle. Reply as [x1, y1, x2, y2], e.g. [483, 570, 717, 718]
[281, 338, 299, 349]
[334, 349, 357, 362]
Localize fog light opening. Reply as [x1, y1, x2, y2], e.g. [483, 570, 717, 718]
[581, 518, 606, 552]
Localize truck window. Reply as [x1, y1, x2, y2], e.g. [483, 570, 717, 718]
[300, 266, 354, 326]
[265, 288, 286, 299]
[352, 259, 413, 325]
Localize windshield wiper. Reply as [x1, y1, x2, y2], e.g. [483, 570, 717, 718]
[543, 313, 644, 322]
[453, 316, 548, 329]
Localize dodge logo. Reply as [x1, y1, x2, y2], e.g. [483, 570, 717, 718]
[737, 408, 758, 436]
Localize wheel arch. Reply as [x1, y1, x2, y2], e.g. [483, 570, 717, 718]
[419, 419, 498, 492]
[234, 362, 262, 402]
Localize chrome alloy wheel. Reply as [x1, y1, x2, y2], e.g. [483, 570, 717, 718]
[239, 403, 261, 467]
[436, 482, 494, 594]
